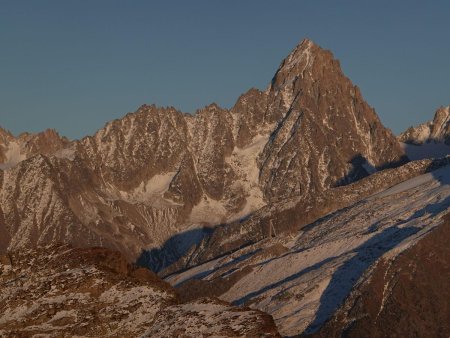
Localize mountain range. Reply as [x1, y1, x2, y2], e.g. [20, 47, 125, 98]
[1, 38, 449, 337]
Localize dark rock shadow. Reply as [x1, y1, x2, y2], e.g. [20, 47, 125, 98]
[304, 225, 420, 334]
[334, 154, 372, 187]
[402, 141, 450, 161]
[334, 153, 408, 188]
[136, 227, 213, 273]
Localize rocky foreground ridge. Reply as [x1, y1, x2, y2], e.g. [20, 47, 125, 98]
[0, 245, 280, 337]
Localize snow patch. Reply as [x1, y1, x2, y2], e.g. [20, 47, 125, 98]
[189, 195, 228, 225]
[144, 172, 176, 195]
[116, 172, 181, 207]
[0, 141, 25, 169]
[188, 134, 268, 225]
[54, 147, 76, 160]
[227, 134, 268, 220]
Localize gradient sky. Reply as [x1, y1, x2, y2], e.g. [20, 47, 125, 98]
[1, 1, 449, 139]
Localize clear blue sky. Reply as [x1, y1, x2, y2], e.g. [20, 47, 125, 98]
[1, 1, 449, 139]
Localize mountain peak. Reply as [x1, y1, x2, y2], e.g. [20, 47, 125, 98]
[282, 38, 329, 68]
[281, 38, 316, 70]
[297, 37, 316, 50]
[268, 38, 337, 98]
[0, 126, 14, 138]
[433, 105, 450, 123]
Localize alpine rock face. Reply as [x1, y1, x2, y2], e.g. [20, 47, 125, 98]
[399, 105, 450, 161]
[259, 39, 405, 200]
[0, 39, 406, 264]
[0, 127, 69, 169]
[399, 105, 450, 145]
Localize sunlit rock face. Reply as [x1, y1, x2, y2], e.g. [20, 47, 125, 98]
[399, 105, 450, 161]
[400, 105, 450, 145]
[0, 38, 404, 266]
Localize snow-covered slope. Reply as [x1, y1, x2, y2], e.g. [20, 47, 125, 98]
[314, 212, 450, 338]
[167, 163, 450, 336]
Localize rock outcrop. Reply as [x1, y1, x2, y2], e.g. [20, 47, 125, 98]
[0, 127, 70, 169]
[0, 245, 280, 337]
[399, 105, 450, 145]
